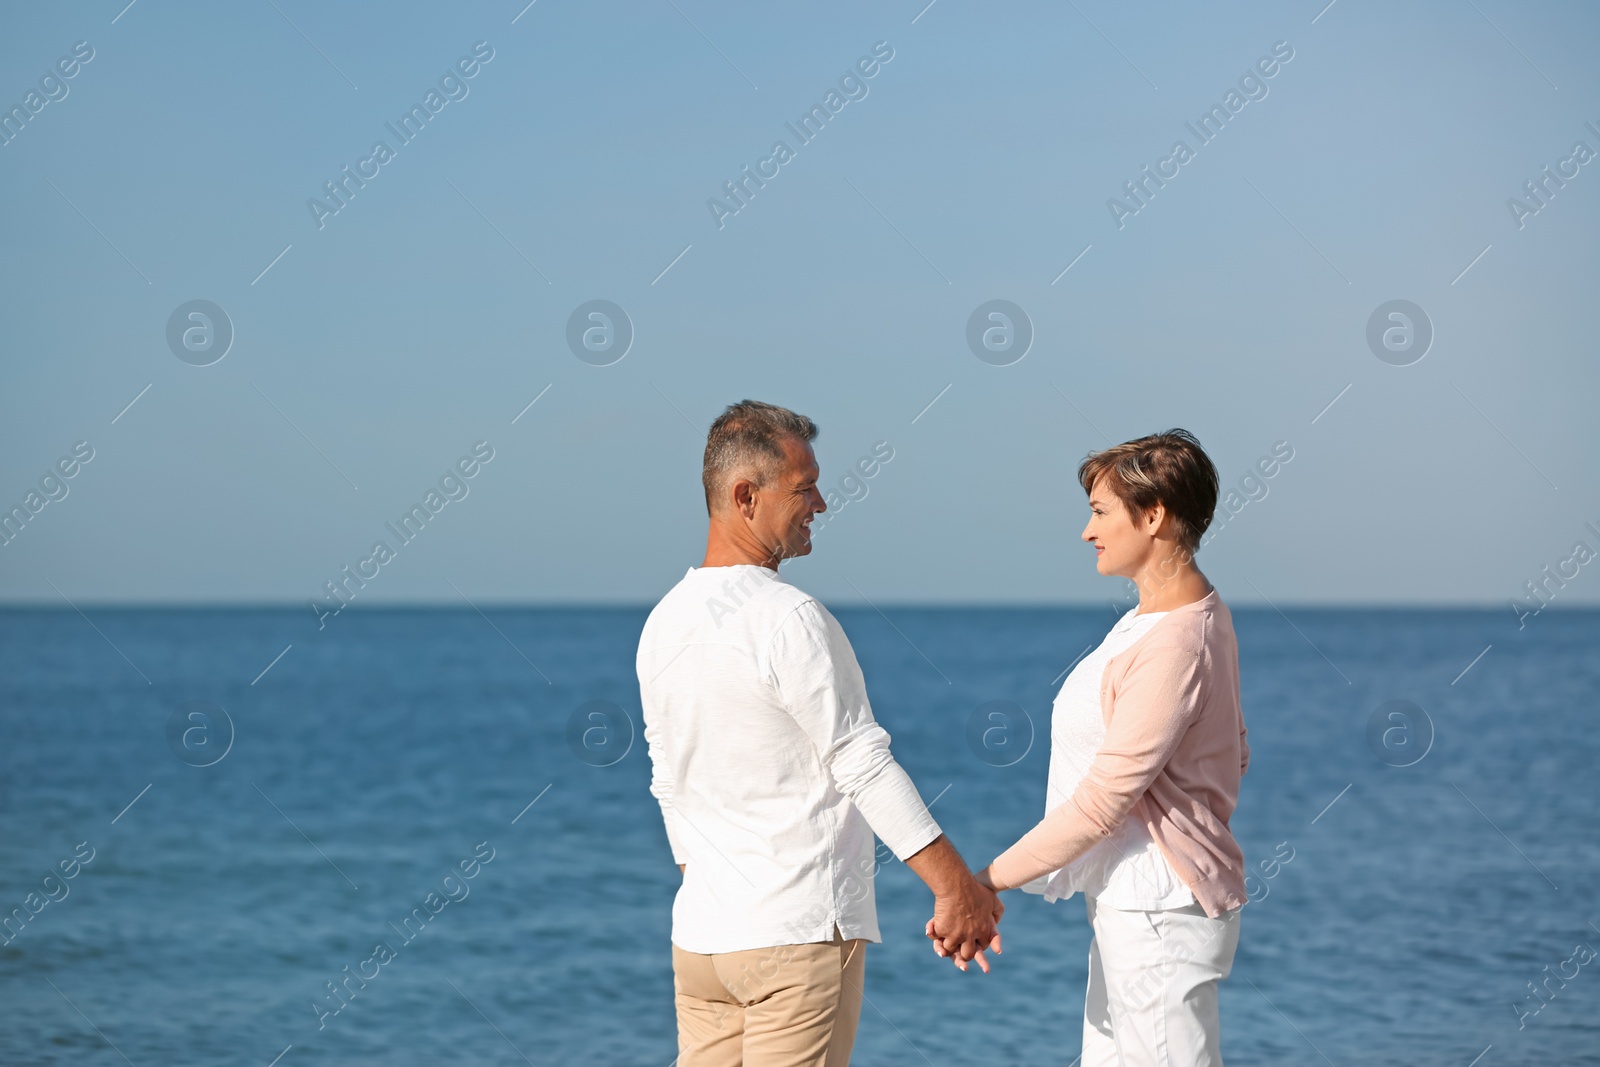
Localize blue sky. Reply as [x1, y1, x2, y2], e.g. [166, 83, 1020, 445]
[2, 0, 1596, 607]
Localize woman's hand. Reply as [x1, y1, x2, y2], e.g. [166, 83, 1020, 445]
[924, 917, 1003, 971]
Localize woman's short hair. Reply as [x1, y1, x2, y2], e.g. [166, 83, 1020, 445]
[1077, 429, 1219, 554]
[702, 400, 818, 515]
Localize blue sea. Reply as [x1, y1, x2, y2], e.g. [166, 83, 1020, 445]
[2, 604, 1597, 1066]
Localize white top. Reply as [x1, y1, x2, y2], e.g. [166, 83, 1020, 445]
[637, 565, 942, 955]
[1026, 605, 1197, 910]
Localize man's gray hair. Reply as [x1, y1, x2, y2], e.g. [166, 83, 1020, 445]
[702, 400, 818, 515]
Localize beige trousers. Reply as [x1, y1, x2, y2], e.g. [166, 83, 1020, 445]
[672, 927, 866, 1067]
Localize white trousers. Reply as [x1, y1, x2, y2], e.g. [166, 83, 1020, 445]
[1081, 895, 1242, 1067]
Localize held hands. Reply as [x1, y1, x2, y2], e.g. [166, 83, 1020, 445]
[901, 834, 1004, 973]
[923, 868, 1004, 973]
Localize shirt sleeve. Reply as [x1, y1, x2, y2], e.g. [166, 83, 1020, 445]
[766, 600, 942, 860]
[639, 656, 688, 865]
[988, 639, 1206, 889]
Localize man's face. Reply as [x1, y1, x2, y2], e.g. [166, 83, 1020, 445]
[752, 437, 827, 560]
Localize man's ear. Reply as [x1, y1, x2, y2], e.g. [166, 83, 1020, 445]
[731, 478, 757, 518]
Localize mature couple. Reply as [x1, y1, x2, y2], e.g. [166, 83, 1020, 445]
[637, 401, 1250, 1066]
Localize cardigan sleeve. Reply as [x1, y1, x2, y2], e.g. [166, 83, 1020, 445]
[987, 638, 1209, 890]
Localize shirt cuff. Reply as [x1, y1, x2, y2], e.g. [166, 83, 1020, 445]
[659, 808, 689, 866]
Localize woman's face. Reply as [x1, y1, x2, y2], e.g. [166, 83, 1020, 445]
[1081, 476, 1151, 578]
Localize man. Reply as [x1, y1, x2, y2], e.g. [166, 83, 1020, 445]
[637, 400, 1001, 1067]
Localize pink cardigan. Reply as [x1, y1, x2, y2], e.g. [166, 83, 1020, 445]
[987, 588, 1250, 918]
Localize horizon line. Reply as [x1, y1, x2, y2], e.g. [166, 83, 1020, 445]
[0, 598, 1576, 613]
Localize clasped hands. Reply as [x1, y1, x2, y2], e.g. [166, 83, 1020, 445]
[923, 867, 1004, 973]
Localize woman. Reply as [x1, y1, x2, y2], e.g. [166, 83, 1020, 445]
[961, 429, 1250, 1065]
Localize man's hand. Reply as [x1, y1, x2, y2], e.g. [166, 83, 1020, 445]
[929, 881, 1004, 972]
[904, 835, 1004, 973]
[926, 865, 1004, 971]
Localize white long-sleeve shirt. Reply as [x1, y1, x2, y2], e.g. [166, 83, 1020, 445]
[638, 564, 942, 954]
